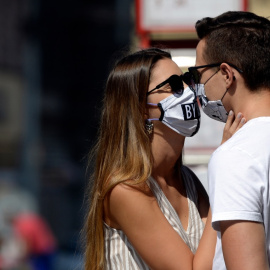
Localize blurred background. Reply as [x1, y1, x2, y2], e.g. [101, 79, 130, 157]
[0, 0, 268, 269]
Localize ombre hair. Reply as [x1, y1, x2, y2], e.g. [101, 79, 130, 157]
[84, 48, 172, 270]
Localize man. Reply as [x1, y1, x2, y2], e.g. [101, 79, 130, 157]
[189, 11, 270, 270]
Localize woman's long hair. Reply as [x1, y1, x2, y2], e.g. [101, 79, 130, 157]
[84, 48, 172, 270]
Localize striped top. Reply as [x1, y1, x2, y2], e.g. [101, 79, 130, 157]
[104, 166, 206, 269]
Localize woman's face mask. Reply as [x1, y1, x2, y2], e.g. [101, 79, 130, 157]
[196, 83, 228, 123]
[147, 87, 201, 137]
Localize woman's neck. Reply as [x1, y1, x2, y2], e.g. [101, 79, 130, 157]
[150, 126, 184, 183]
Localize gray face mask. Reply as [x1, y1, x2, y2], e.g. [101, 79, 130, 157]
[147, 87, 200, 137]
[196, 83, 228, 123]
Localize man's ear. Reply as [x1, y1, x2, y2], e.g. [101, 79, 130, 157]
[220, 63, 235, 87]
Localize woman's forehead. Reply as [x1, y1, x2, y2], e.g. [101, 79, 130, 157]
[151, 58, 182, 82]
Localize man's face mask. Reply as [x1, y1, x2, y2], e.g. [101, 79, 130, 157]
[196, 83, 228, 123]
[147, 87, 201, 137]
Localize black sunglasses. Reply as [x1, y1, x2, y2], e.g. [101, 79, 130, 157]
[146, 72, 195, 96]
[188, 62, 243, 86]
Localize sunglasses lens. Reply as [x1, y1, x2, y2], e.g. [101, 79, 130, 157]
[168, 75, 184, 94]
[182, 72, 196, 91]
[190, 69, 201, 84]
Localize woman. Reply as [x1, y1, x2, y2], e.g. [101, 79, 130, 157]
[84, 48, 244, 270]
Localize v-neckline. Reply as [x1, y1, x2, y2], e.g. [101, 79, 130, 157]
[148, 176, 191, 233]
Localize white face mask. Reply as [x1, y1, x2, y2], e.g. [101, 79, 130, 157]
[147, 87, 200, 137]
[196, 83, 228, 123]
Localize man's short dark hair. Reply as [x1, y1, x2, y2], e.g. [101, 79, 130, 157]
[195, 11, 270, 91]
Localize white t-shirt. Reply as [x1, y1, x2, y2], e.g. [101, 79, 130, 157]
[208, 117, 270, 270]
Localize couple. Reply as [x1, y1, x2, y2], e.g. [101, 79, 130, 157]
[84, 11, 270, 270]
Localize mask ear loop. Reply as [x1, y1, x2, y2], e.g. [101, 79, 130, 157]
[146, 103, 160, 121]
[221, 75, 235, 101]
[204, 69, 220, 85]
[221, 88, 229, 101]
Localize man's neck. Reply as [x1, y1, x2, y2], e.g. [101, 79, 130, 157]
[234, 88, 270, 121]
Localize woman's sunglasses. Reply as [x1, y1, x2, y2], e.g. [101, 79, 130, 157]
[146, 72, 195, 96]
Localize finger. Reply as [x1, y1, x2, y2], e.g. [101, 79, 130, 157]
[231, 112, 241, 128]
[235, 117, 246, 132]
[221, 111, 235, 144]
[224, 110, 234, 131]
[230, 112, 244, 131]
[221, 112, 245, 144]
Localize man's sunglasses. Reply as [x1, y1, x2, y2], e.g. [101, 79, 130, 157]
[146, 72, 195, 96]
[188, 63, 243, 86]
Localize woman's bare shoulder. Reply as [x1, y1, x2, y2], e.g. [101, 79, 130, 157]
[104, 180, 155, 229]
